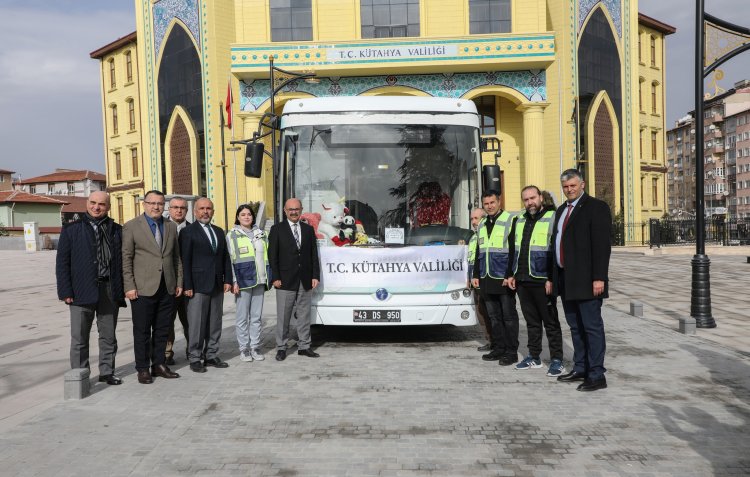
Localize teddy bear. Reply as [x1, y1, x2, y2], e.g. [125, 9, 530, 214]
[335, 215, 357, 246]
[300, 212, 325, 240]
[317, 202, 346, 242]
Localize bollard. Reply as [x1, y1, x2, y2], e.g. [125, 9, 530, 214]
[64, 368, 90, 400]
[746, 256, 749, 264]
[678, 317, 697, 335]
[629, 301, 643, 317]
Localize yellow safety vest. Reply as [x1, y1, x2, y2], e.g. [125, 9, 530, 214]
[477, 211, 514, 279]
[512, 210, 555, 279]
[468, 233, 478, 279]
[227, 229, 270, 289]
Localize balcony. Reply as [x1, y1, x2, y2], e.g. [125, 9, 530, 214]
[231, 33, 557, 80]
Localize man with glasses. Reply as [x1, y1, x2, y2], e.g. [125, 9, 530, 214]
[268, 198, 321, 361]
[122, 190, 183, 384]
[165, 197, 191, 365]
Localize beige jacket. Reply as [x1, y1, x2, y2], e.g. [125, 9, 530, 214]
[122, 214, 183, 296]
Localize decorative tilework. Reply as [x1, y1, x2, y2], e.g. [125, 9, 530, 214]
[579, 0, 622, 38]
[153, 0, 200, 55]
[239, 70, 547, 111]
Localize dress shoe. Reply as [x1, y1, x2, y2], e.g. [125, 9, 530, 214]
[298, 348, 320, 358]
[275, 350, 287, 361]
[165, 356, 176, 366]
[204, 357, 229, 368]
[98, 374, 123, 385]
[557, 370, 587, 383]
[498, 355, 517, 366]
[151, 364, 180, 379]
[137, 370, 153, 384]
[190, 361, 207, 373]
[577, 377, 607, 392]
[477, 344, 491, 352]
[482, 350, 504, 361]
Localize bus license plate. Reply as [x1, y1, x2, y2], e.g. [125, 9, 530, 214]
[353, 309, 401, 323]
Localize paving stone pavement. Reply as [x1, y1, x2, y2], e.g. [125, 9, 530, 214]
[0, 250, 748, 476]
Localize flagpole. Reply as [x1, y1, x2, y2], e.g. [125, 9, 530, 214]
[219, 101, 229, 230]
[228, 76, 239, 212]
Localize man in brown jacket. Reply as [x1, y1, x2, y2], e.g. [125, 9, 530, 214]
[122, 190, 183, 384]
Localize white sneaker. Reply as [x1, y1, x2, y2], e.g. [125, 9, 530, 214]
[240, 350, 253, 362]
[250, 349, 265, 361]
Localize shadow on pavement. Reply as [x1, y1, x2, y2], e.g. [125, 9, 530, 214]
[649, 343, 750, 475]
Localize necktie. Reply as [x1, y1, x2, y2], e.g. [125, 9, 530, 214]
[560, 204, 574, 267]
[206, 224, 217, 252]
[293, 223, 300, 249]
[154, 222, 163, 249]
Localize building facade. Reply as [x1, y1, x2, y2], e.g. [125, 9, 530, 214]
[666, 115, 697, 217]
[123, 0, 672, 233]
[0, 169, 14, 192]
[667, 80, 750, 219]
[14, 169, 106, 197]
[637, 14, 674, 221]
[90, 32, 147, 225]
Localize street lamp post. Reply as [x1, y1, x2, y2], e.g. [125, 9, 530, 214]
[692, 1, 750, 328]
[231, 56, 315, 223]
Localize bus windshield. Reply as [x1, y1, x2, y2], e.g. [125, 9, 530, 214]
[283, 123, 476, 246]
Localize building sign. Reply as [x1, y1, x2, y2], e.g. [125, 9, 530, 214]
[327, 44, 458, 62]
[319, 245, 467, 293]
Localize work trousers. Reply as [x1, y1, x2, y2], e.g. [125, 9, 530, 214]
[130, 278, 173, 371]
[165, 295, 189, 359]
[516, 283, 563, 360]
[481, 291, 519, 358]
[69, 280, 118, 375]
[473, 290, 491, 342]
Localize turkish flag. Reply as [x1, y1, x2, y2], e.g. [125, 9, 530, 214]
[225, 81, 233, 130]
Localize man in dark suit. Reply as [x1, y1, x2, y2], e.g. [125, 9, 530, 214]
[551, 169, 612, 392]
[180, 197, 232, 373]
[268, 197, 320, 361]
[56, 191, 125, 385]
[122, 190, 183, 384]
[165, 196, 190, 365]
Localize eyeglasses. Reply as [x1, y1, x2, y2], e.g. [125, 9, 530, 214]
[169, 206, 187, 210]
[286, 208, 301, 212]
[144, 201, 165, 207]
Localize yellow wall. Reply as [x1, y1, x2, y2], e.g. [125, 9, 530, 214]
[637, 22, 669, 221]
[95, 39, 145, 224]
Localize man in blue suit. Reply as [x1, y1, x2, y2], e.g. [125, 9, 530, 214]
[180, 197, 232, 373]
[56, 191, 125, 385]
[551, 169, 612, 392]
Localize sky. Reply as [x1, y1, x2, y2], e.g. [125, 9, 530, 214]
[0, 0, 748, 179]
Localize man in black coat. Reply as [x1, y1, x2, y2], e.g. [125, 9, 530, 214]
[56, 191, 125, 385]
[180, 197, 232, 373]
[268, 197, 320, 361]
[551, 169, 612, 392]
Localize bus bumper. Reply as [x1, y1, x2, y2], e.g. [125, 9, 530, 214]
[312, 305, 477, 326]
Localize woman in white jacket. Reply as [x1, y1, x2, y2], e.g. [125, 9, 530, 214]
[226, 204, 270, 362]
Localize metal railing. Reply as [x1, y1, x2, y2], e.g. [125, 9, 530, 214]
[612, 218, 750, 247]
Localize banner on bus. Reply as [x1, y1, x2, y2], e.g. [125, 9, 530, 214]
[319, 245, 468, 292]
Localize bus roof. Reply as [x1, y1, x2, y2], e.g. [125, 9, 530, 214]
[281, 96, 478, 115]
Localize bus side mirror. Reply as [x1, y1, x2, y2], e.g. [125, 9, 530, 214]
[244, 142, 264, 178]
[482, 165, 501, 195]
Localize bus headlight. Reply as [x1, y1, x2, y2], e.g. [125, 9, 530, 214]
[461, 311, 470, 320]
[462, 288, 471, 297]
[451, 291, 460, 300]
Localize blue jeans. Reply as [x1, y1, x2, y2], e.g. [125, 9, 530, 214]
[235, 286, 265, 352]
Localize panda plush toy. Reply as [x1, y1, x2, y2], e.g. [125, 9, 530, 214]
[337, 215, 357, 245]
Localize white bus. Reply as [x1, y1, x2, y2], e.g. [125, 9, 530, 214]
[275, 96, 483, 326]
